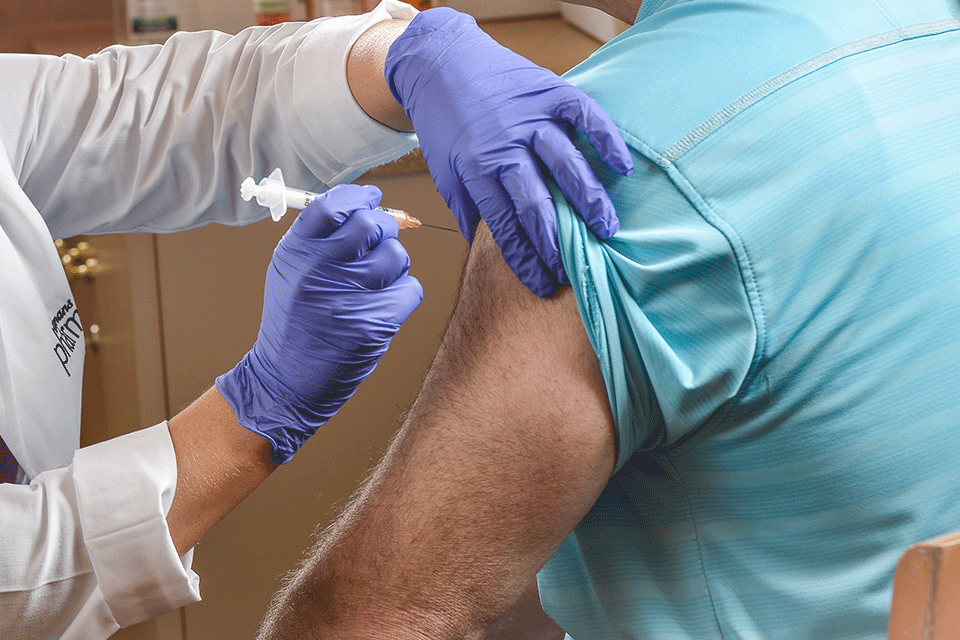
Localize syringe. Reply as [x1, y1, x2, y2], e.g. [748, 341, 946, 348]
[241, 167, 422, 230]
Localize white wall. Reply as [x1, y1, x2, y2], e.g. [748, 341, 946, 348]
[443, 0, 560, 20]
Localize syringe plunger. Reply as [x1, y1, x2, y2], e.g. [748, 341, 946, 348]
[240, 168, 421, 229]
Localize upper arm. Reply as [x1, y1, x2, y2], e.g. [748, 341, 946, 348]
[362, 221, 618, 628]
[407, 220, 619, 559]
[259, 223, 617, 638]
[4, 17, 417, 239]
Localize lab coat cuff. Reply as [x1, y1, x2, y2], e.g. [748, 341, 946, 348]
[73, 423, 201, 628]
[288, 0, 419, 184]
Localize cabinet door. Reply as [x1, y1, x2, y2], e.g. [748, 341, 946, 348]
[0, 0, 114, 54]
[64, 233, 184, 640]
[67, 234, 166, 448]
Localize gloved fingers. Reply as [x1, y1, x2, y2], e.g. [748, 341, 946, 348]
[329, 271, 423, 340]
[325, 207, 400, 263]
[551, 90, 634, 178]
[388, 274, 425, 324]
[497, 158, 568, 285]
[429, 164, 481, 244]
[494, 227, 563, 298]
[530, 125, 619, 239]
[291, 184, 384, 240]
[478, 180, 564, 298]
[353, 238, 413, 290]
[457, 163, 518, 243]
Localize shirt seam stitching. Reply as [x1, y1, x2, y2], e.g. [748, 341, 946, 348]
[666, 159, 769, 427]
[625, 129, 768, 404]
[655, 18, 960, 167]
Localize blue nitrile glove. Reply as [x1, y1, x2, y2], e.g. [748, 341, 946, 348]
[385, 7, 634, 297]
[215, 184, 423, 464]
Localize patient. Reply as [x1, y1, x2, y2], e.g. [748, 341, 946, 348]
[259, 0, 960, 638]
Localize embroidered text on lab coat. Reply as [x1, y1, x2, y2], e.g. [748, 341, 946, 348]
[51, 298, 82, 377]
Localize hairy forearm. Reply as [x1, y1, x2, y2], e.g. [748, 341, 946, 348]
[258, 228, 616, 639]
[346, 19, 414, 133]
[165, 387, 278, 557]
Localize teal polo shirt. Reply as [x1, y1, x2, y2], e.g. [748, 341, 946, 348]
[541, 1, 960, 638]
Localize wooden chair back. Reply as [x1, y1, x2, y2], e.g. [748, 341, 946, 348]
[888, 532, 960, 639]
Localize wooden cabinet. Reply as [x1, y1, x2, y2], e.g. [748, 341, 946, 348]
[0, 0, 114, 54]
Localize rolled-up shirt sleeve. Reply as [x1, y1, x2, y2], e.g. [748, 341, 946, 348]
[286, 0, 420, 186]
[0, 424, 196, 640]
[72, 423, 199, 629]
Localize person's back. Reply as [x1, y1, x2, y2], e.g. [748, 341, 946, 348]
[540, 0, 960, 637]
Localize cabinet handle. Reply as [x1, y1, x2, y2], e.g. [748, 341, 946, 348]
[85, 324, 101, 353]
[56, 239, 105, 282]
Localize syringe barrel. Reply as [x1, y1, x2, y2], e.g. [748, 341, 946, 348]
[265, 181, 421, 229]
[285, 187, 319, 210]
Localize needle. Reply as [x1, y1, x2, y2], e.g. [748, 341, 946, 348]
[419, 223, 459, 233]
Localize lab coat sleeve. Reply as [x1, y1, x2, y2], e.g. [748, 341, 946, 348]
[0, 0, 419, 239]
[0, 424, 198, 640]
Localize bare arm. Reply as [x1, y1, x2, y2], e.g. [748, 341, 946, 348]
[346, 20, 414, 133]
[165, 387, 278, 556]
[258, 226, 616, 639]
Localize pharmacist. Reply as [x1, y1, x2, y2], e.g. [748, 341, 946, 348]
[0, 2, 633, 638]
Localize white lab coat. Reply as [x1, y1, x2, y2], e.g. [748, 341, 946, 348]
[0, 2, 418, 637]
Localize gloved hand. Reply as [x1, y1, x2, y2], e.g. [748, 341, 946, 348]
[385, 7, 634, 297]
[216, 184, 423, 464]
